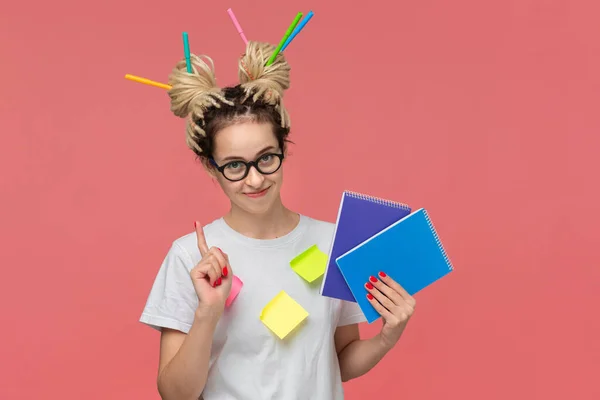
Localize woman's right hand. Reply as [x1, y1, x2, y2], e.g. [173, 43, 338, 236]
[191, 221, 232, 319]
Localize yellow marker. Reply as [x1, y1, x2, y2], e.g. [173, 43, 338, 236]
[289, 244, 328, 283]
[124, 74, 172, 90]
[260, 291, 308, 339]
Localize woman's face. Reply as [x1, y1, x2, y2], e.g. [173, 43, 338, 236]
[208, 121, 285, 216]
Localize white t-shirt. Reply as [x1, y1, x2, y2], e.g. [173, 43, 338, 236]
[140, 214, 367, 400]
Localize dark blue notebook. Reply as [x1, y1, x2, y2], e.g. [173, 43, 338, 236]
[335, 208, 454, 323]
[320, 191, 412, 302]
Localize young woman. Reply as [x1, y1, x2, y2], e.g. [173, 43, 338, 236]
[140, 41, 417, 400]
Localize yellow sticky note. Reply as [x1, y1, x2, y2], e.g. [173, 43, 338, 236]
[289, 244, 328, 283]
[260, 291, 309, 339]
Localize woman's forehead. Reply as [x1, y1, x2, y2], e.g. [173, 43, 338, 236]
[213, 122, 278, 158]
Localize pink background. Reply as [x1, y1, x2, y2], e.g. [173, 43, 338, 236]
[1, 0, 599, 398]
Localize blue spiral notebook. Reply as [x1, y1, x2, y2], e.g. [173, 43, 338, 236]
[335, 208, 453, 323]
[320, 191, 412, 302]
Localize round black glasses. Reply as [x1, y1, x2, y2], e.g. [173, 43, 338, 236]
[210, 153, 284, 182]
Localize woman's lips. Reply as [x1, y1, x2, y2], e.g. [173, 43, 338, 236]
[244, 187, 269, 198]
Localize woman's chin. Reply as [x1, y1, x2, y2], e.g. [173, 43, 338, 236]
[237, 188, 279, 214]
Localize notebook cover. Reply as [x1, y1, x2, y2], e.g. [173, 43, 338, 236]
[335, 208, 453, 323]
[320, 191, 411, 302]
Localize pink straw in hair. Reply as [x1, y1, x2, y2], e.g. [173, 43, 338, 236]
[227, 8, 248, 45]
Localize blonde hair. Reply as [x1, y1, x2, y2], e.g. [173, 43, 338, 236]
[167, 41, 291, 156]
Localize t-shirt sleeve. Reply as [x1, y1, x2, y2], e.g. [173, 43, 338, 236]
[337, 299, 367, 326]
[139, 242, 199, 334]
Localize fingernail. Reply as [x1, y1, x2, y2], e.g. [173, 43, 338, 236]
[194, 221, 197, 228]
[215, 277, 222, 286]
[367, 293, 374, 300]
[222, 266, 228, 277]
[369, 276, 377, 283]
[212, 281, 217, 287]
[379, 271, 387, 278]
[366, 282, 374, 290]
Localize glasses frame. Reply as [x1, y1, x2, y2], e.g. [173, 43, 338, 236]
[210, 152, 285, 182]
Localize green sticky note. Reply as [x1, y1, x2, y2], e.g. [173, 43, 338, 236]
[290, 244, 328, 283]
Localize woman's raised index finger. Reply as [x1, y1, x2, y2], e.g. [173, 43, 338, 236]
[194, 221, 209, 256]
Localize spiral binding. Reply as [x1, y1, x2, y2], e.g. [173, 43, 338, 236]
[422, 209, 454, 271]
[344, 190, 411, 211]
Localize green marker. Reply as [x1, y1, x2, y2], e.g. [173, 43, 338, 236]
[183, 32, 192, 73]
[266, 12, 303, 66]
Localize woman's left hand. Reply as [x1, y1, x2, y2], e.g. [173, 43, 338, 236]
[365, 271, 416, 350]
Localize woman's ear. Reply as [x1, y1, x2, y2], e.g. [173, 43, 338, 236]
[201, 158, 217, 178]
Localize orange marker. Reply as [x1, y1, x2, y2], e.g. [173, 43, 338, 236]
[125, 74, 172, 90]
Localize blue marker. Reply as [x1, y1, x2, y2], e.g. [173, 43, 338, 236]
[281, 10, 314, 52]
[182, 32, 192, 73]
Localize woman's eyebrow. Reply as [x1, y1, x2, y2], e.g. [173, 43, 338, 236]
[220, 146, 276, 162]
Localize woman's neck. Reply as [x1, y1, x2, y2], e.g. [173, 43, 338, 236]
[223, 200, 300, 240]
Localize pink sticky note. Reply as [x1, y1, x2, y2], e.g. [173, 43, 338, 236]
[225, 275, 243, 308]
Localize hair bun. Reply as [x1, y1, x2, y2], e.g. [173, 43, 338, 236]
[168, 54, 233, 119]
[238, 41, 291, 127]
[167, 54, 233, 152]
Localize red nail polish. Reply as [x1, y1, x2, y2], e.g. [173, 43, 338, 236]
[215, 277, 222, 286]
[369, 276, 377, 283]
[379, 271, 387, 278]
[222, 266, 228, 277]
[366, 282, 374, 290]
[212, 281, 217, 287]
[367, 293, 374, 300]
[194, 221, 197, 228]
